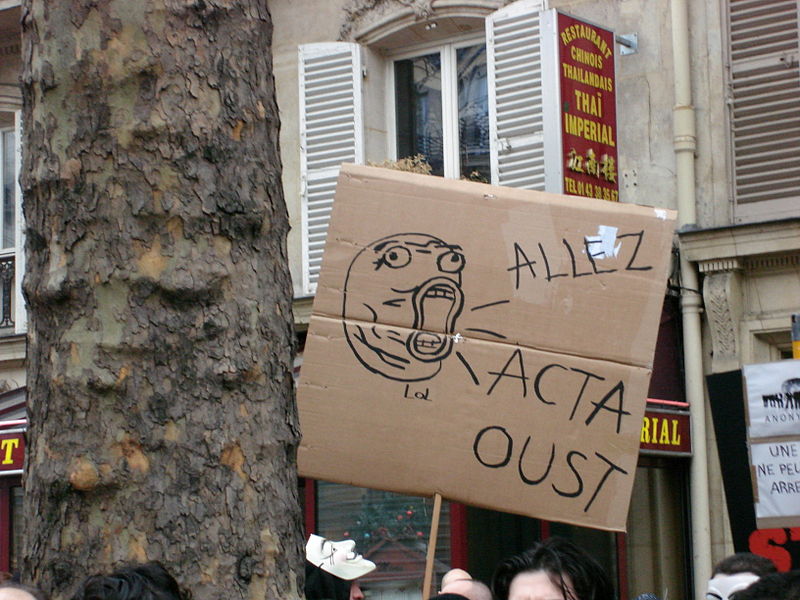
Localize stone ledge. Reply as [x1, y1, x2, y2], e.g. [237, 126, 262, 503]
[678, 218, 800, 264]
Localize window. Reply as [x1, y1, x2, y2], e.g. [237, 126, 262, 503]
[392, 41, 490, 181]
[1, 129, 13, 252]
[0, 110, 21, 333]
[297, 0, 548, 295]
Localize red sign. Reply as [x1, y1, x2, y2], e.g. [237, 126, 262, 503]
[0, 432, 24, 472]
[640, 409, 691, 455]
[749, 528, 800, 572]
[558, 13, 619, 201]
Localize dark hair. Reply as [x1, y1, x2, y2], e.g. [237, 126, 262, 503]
[71, 562, 185, 600]
[734, 571, 800, 600]
[492, 537, 614, 600]
[304, 562, 350, 600]
[711, 553, 778, 578]
[0, 582, 49, 600]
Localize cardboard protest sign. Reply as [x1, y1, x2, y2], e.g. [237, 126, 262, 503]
[297, 164, 675, 531]
[743, 360, 800, 529]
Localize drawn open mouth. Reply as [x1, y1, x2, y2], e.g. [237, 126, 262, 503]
[407, 277, 464, 362]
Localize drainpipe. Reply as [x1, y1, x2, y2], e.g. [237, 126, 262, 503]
[671, 0, 712, 597]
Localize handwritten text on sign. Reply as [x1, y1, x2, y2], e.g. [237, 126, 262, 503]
[752, 441, 800, 520]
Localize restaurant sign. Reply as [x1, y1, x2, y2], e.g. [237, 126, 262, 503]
[542, 10, 619, 202]
[640, 407, 691, 456]
[0, 431, 24, 473]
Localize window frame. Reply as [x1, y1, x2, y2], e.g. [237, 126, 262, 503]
[0, 109, 23, 334]
[13, 110, 23, 333]
[386, 33, 487, 180]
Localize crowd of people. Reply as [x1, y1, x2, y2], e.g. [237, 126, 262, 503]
[303, 532, 800, 600]
[0, 562, 186, 600]
[0, 537, 797, 600]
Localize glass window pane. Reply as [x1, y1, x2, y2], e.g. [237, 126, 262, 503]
[395, 53, 443, 176]
[457, 45, 489, 182]
[2, 131, 15, 250]
[317, 481, 451, 598]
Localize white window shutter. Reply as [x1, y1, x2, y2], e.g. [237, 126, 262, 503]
[13, 110, 24, 334]
[728, 0, 800, 222]
[486, 0, 548, 190]
[299, 42, 364, 295]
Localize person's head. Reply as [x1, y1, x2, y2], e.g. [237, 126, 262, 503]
[712, 554, 777, 579]
[441, 569, 472, 589]
[0, 582, 48, 600]
[441, 578, 492, 600]
[305, 534, 376, 600]
[70, 562, 184, 600]
[706, 553, 778, 600]
[734, 571, 800, 600]
[304, 564, 368, 600]
[491, 537, 614, 600]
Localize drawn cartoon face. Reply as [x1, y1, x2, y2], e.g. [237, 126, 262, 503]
[343, 233, 466, 381]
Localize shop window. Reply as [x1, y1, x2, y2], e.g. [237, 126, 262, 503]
[315, 481, 451, 599]
[9, 485, 20, 573]
[464, 506, 540, 585]
[392, 42, 490, 181]
[0, 476, 21, 574]
[307, 479, 632, 598]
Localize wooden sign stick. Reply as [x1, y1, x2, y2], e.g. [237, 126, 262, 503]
[421, 493, 443, 600]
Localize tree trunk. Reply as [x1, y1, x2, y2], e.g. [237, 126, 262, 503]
[19, 2, 301, 598]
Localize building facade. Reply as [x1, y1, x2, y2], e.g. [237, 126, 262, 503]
[0, 0, 24, 577]
[271, 0, 799, 598]
[0, 0, 796, 597]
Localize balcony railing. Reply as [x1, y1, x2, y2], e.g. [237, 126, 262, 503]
[0, 255, 14, 329]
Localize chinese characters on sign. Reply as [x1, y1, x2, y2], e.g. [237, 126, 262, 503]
[558, 14, 619, 202]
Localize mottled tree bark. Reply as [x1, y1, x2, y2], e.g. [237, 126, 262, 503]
[19, 2, 301, 599]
